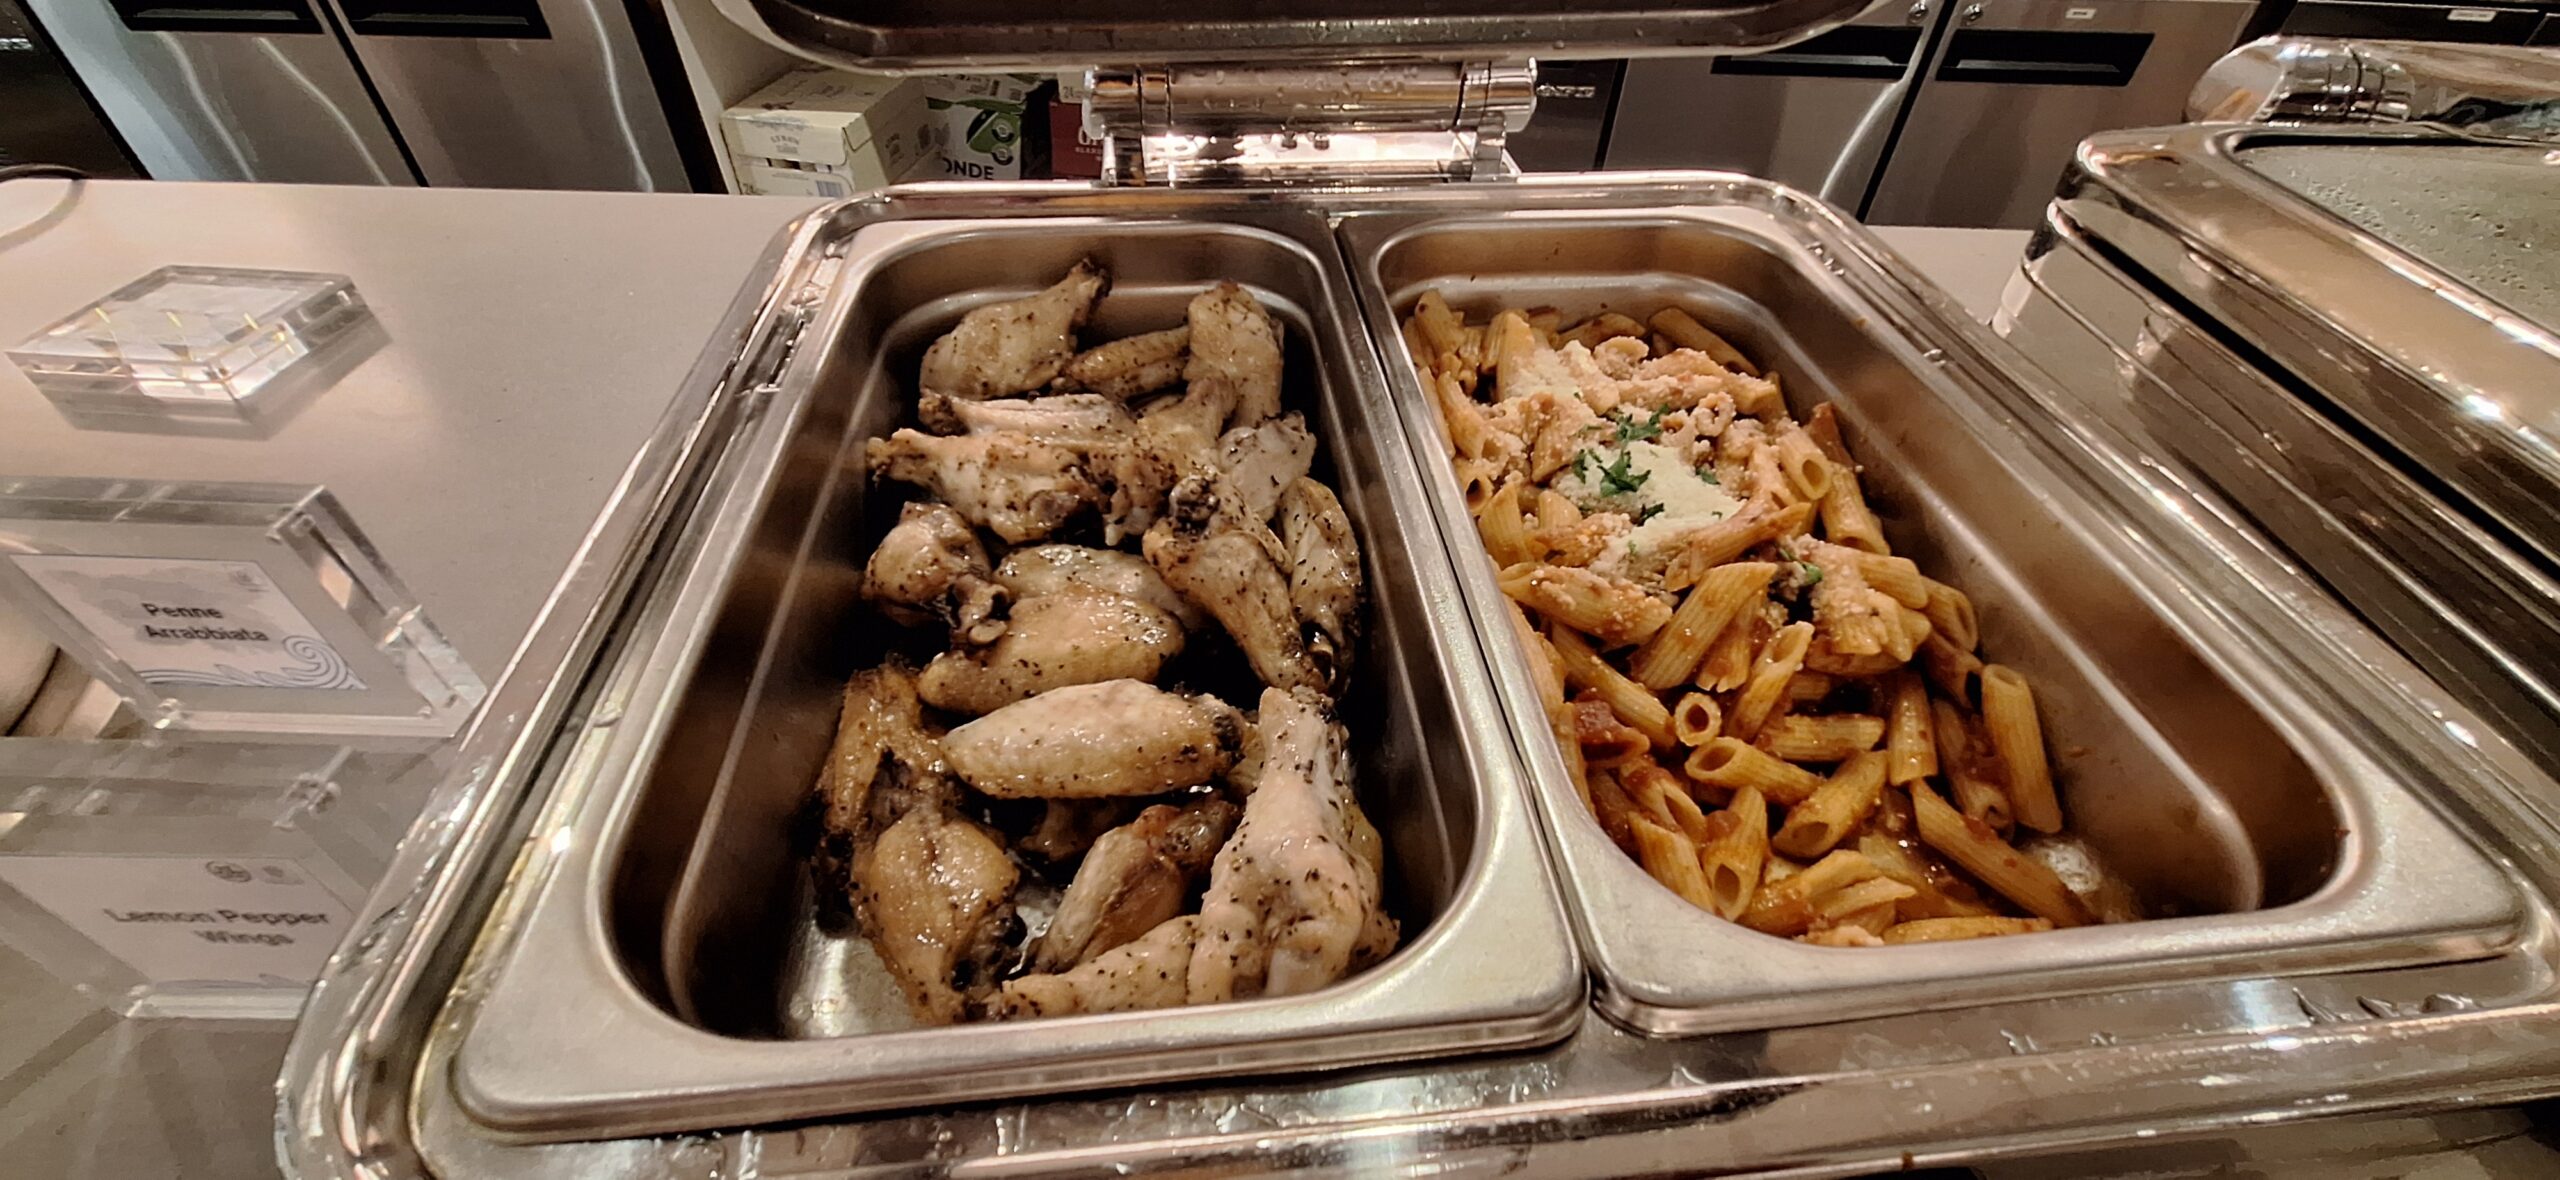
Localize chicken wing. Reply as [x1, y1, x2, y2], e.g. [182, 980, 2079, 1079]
[1032, 797, 1238, 972]
[1185, 281, 1284, 430]
[1137, 377, 1241, 462]
[863, 502, 1008, 644]
[994, 544, 1204, 631]
[1016, 799, 1139, 863]
[867, 429, 1099, 544]
[812, 661, 946, 879]
[921, 392, 1135, 447]
[917, 589, 1184, 716]
[996, 914, 1201, 1019]
[1216, 412, 1315, 524]
[943, 679, 1244, 799]
[919, 259, 1108, 401]
[1056, 326, 1188, 401]
[855, 802, 1022, 1025]
[1188, 687, 1394, 1003]
[1143, 475, 1323, 693]
[1277, 477, 1362, 692]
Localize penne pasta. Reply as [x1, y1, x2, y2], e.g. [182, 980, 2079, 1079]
[1882, 669, 1937, 786]
[1627, 762, 1713, 844]
[1804, 635, 1906, 678]
[1684, 737, 1826, 805]
[1911, 786, 2089, 927]
[1856, 833, 1997, 921]
[1629, 816, 1721, 912]
[1550, 701, 1593, 815]
[1738, 849, 1881, 936]
[1694, 594, 1767, 692]
[1854, 553, 1930, 609]
[1773, 427, 1835, 504]
[1570, 696, 1651, 769]
[1725, 621, 1814, 740]
[1881, 916, 2055, 944]
[1755, 712, 1884, 762]
[1927, 698, 2013, 833]
[1663, 502, 1818, 590]
[1919, 630, 1983, 702]
[1647, 307, 1759, 375]
[1510, 601, 1566, 711]
[1740, 370, 1789, 421]
[1628, 561, 1780, 689]
[1453, 457, 1500, 511]
[1697, 785, 1769, 919]
[1477, 479, 1543, 566]
[1921, 578, 1979, 653]
[1561, 311, 1648, 350]
[1533, 488, 1581, 532]
[1786, 670, 1839, 705]
[1500, 563, 1673, 648]
[1552, 625, 1676, 750]
[1414, 290, 1463, 355]
[1812, 877, 1916, 930]
[1586, 765, 1640, 854]
[1771, 751, 1889, 859]
[1671, 692, 1725, 747]
[1978, 665, 2061, 833]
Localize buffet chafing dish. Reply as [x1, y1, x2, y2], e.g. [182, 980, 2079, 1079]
[275, 7, 2560, 1177]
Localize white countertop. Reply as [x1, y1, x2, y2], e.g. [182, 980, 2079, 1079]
[0, 179, 2033, 1179]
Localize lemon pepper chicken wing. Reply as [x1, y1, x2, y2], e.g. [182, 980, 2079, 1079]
[862, 502, 1008, 645]
[1185, 280, 1284, 431]
[1032, 797, 1239, 972]
[1144, 474, 1325, 693]
[917, 588, 1185, 716]
[918, 258, 1108, 402]
[942, 679, 1246, 799]
[866, 429, 1101, 545]
[1056, 325, 1189, 401]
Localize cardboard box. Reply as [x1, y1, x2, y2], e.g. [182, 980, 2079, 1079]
[912, 74, 1049, 182]
[1047, 97, 1103, 180]
[730, 156, 859, 199]
[722, 68, 929, 192]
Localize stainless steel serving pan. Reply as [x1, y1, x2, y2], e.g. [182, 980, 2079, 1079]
[284, 178, 2560, 1180]
[1339, 193, 2528, 1035]
[438, 210, 1581, 1138]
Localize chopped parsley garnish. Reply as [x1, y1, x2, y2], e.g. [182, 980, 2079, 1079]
[1633, 502, 1666, 525]
[1696, 465, 1720, 485]
[1613, 408, 1665, 445]
[1798, 561, 1824, 587]
[1571, 449, 1595, 481]
[1600, 450, 1648, 496]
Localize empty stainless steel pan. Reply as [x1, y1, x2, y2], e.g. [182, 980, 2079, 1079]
[1339, 195, 2529, 1036]
[442, 211, 1581, 1138]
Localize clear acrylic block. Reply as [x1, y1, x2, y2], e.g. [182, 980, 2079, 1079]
[0, 478, 485, 740]
[5, 266, 370, 423]
[0, 739, 431, 1018]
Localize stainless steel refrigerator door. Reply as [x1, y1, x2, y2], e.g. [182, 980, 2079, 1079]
[0, 0, 140, 175]
[317, 0, 691, 190]
[2280, 2, 2543, 45]
[1605, 4, 1940, 208]
[24, 0, 414, 183]
[1865, 0, 2254, 228]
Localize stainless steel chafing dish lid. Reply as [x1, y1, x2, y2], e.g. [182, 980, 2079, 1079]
[724, 0, 1882, 71]
[2192, 36, 2560, 138]
[2052, 124, 2560, 583]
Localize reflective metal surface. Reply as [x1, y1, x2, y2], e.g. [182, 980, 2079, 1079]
[0, 0, 139, 175]
[726, 0, 1884, 71]
[1606, 3, 1940, 210]
[1346, 202, 2521, 1035]
[281, 176, 2560, 1180]
[23, 0, 413, 184]
[2011, 124, 2560, 778]
[1865, 0, 2254, 228]
[447, 212, 1581, 1138]
[2191, 36, 2560, 139]
[1089, 61, 1533, 184]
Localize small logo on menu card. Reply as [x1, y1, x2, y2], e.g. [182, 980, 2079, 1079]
[205, 861, 253, 884]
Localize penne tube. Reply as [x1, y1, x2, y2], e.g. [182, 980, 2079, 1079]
[1647, 307, 1759, 375]
[1854, 553, 1931, 609]
[1855, 833, 1997, 921]
[1726, 621, 1814, 740]
[1755, 713, 1885, 762]
[1927, 698, 2012, 832]
[1627, 762, 1714, 845]
[1697, 785, 1769, 919]
[1894, 607, 1933, 662]
[1694, 594, 1767, 692]
[1453, 457, 1500, 512]
[1552, 625, 1677, 750]
[1491, 311, 1545, 399]
[1738, 849, 1881, 936]
[1525, 307, 1564, 342]
[1561, 311, 1648, 350]
[1586, 766, 1640, 854]
[1413, 291, 1463, 355]
[1921, 578, 1979, 652]
[1978, 665, 2061, 833]
[1570, 696, 1651, 769]
[1803, 635, 1906, 678]
[1812, 877, 1916, 928]
[1740, 370, 1789, 421]
[1919, 631, 1983, 702]
[1550, 701, 1593, 815]
[1500, 563, 1672, 648]
[1773, 428, 1835, 504]
[1911, 786, 2089, 927]
[1881, 916, 2055, 944]
[1786, 670, 1839, 705]
[1865, 779, 1918, 841]
[1533, 488, 1581, 531]
[1819, 468, 1888, 555]
[1771, 751, 1889, 859]
[1510, 602, 1566, 711]
[1664, 502, 1818, 590]
[1432, 371, 1493, 461]
[1476, 479, 1543, 565]
[1671, 692, 1725, 747]
[1883, 669, 1937, 786]
[1950, 771, 2016, 836]
[1684, 737, 1826, 805]
[1629, 561, 1780, 689]
[1628, 816, 1721, 913]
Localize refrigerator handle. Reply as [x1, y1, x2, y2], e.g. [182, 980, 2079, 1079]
[332, 0, 550, 38]
[1709, 25, 1927, 80]
[107, 0, 324, 34]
